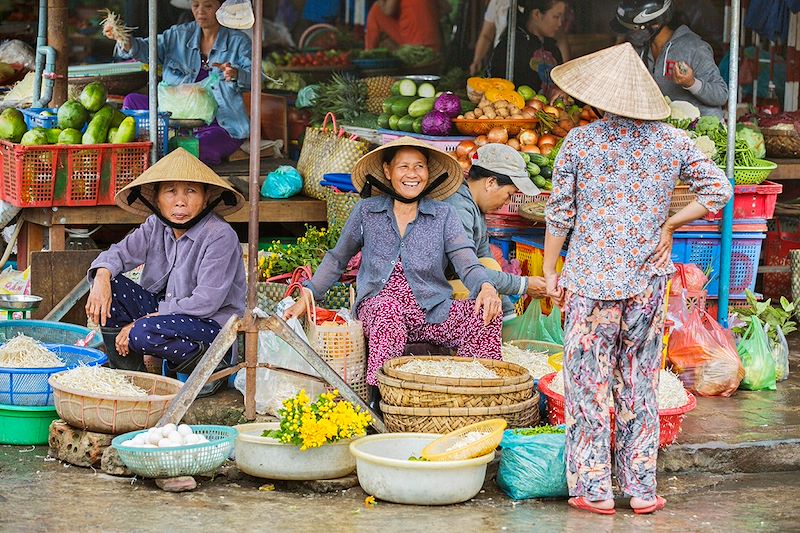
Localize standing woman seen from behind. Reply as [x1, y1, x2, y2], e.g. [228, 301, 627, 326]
[488, 0, 567, 96]
[543, 44, 732, 515]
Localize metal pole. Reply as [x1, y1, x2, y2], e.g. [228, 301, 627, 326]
[47, 0, 68, 106]
[148, 0, 158, 163]
[245, 0, 264, 420]
[505, 0, 517, 80]
[718, 0, 741, 326]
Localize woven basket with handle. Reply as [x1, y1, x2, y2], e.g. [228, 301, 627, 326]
[379, 395, 540, 433]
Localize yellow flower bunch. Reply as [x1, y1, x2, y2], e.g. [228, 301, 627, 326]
[256, 224, 342, 281]
[262, 389, 371, 451]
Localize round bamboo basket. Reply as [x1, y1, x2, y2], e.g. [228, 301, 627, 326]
[382, 356, 530, 387]
[379, 394, 540, 433]
[377, 370, 534, 408]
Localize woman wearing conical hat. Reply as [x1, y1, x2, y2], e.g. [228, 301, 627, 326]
[85, 148, 246, 396]
[283, 136, 504, 408]
[542, 43, 732, 515]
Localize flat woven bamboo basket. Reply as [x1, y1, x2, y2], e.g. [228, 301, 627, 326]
[379, 394, 540, 433]
[382, 356, 530, 387]
[377, 370, 533, 408]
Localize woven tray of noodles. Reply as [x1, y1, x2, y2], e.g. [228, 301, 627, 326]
[519, 200, 548, 223]
[382, 356, 530, 387]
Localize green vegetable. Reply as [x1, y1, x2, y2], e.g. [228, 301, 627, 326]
[78, 81, 108, 113]
[0, 108, 27, 143]
[388, 114, 401, 131]
[527, 163, 541, 176]
[44, 128, 62, 144]
[407, 97, 436, 118]
[382, 96, 398, 114]
[397, 78, 417, 97]
[397, 114, 415, 132]
[57, 128, 82, 145]
[529, 154, 549, 168]
[731, 290, 797, 345]
[394, 45, 436, 66]
[390, 96, 417, 117]
[532, 175, 547, 188]
[20, 128, 48, 146]
[390, 80, 402, 96]
[695, 116, 722, 136]
[407, 455, 430, 462]
[539, 166, 553, 180]
[112, 116, 137, 143]
[110, 109, 127, 129]
[417, 82, 436, 98]
[107, 127, 118, 143]
[57, 100, 89, 130]
[736, 124, 766, 160]
[512, 425, 565, 436]
[377, 113, 391, 129]
[520, 152, 531, 164]
[82, 104, 113, 145]
[412, 116, 423, 134]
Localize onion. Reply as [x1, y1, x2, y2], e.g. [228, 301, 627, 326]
[457, 158, 472, 173]
[543, 105, 560, 118]
[520, 144, 541, 154]
[518, 129, 539, 146]
[521, 109, 536, 119]
[527, 100, 544, 112]
[559, 119, 574, 131]
[540, 144, 555, 156]
[487, 127, 508, 144]
[475, 135, 489, 147]
[538, 133, 558, 146]
[579, 119, 590, 126]
[506, 138, 520, 150]
[456, 140, 477, 159]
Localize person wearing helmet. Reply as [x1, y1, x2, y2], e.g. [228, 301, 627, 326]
[612, 0, 728, 119]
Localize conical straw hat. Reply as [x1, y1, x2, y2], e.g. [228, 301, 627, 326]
[550, 42, 670, 121]
[115, 148, 245, 217]
[351, 136, 463, 202]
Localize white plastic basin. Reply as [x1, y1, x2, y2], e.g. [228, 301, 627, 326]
[233, 422, 356, 480]
[349, 433, 493, 505]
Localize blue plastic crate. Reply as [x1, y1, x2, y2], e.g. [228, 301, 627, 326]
[21, 108, 59, 129]
[671, 232, 765, 298]
[0, 344, 107, 406]
[489, 237, 516, 260]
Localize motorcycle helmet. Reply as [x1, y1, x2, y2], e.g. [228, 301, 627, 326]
[612, 0, 674, 32]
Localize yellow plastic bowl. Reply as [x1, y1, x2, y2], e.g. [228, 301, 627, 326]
[547, 352, 563, 372]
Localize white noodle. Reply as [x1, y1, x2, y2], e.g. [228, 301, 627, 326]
[445, 431, 490, 452]
[99, 9, 136, 48]
[52, 366, 147, 397]
[396, 359, 499, 379]
[548, 369, 689, 409]
[501, 343, 552, 379]
[0, 335, 64, 368]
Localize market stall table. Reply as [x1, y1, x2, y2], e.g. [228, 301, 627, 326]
[16, 196, 327, 268]
[770, 159, 800, 180]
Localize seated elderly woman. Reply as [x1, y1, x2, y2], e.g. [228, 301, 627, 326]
[86, 148, 246, 395]
[284, 137, 503, 406]
[104, 0, 251, 165]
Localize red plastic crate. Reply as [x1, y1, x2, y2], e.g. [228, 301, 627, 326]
[0, 140, 151, 207]
[705, 181, 782, 221]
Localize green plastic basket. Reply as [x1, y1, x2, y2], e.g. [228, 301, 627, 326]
[731, 159, 778, 185]
[0, 404, 58, 445]
[111, 425, 237, 478]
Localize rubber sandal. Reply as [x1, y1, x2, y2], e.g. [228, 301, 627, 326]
[568, 497, 616, 515]
[633, 496, 666, 515]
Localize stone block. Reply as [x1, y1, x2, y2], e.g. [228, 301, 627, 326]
[48, 419, 113, 467]
[291, 473, 359, 493]
[100, 446, 132, 477]
[155, 476, 197, 492]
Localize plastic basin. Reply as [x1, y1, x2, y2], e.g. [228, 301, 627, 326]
[233, 422, 356, 480]
[0, 404, 58, 445]
[349, 433, 494, 505]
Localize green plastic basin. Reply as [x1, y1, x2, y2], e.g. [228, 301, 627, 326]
[0, 404, 58, 445]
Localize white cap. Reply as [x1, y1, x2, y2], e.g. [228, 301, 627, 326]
[473, 144, 540, 196]
[171, 0, 191, 9]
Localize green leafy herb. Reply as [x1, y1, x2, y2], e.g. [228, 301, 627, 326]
[408, 455, 430, 461]
[262, 429, 282, 439]
[731, 290, 797, 344]
[512, 425, 565, 436]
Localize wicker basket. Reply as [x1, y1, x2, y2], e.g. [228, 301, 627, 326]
[382, 356, 530, 387]
[49, 370, 182, 435]
[763, 128, 800, 158]
[376, 370, 534, 408]
[452, 118, 538, 136]
[380, 394, 539, 433]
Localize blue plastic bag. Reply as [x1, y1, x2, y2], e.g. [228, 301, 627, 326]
[496, 429, 569, 500]
[261, 165, 302, 199]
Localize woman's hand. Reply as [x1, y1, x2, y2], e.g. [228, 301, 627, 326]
[526, 276, 548, 299]
[115, 323, 135, 357]
[283, 291, 312, 321]
[214, 62, 238, 82]
[544, 270, 564, 308]
[86, 269, 112, 327]
[653, 223, 675, 269]
[474, 283, 502, 325]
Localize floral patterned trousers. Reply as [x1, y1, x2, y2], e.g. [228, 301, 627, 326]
[562, 276, 667, 501]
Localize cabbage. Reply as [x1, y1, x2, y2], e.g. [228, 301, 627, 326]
[693, 135, 717, 159]
[736, 124, 766, 159]
[669, 100, 701, 121]
[433, 92, 462, 118]
[421, 110, 452, 136]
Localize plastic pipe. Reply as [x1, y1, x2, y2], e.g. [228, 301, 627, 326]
[32, 0, 47, 105]
[32, 46, 56, 108]
[718, 0, 742, 326]
[148, 0, 158, 163]
[505, 0, 517, 80]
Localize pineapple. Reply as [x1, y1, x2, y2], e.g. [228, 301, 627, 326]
[364, 76, 395, 115]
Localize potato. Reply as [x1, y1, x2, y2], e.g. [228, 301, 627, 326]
[479, 97, 491, 108]
[493, 99, 508, 109]
[507, 105, 520, 114]
[473, 107, 484, 117]
[497, 107, 510, 118]
[511, 113, 524, 119]
[478, 115, 489, 120]
[484, 109, 497, 120]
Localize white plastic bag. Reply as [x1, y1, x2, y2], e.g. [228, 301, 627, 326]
[234, 297, 324, 416]
[216, 0, 255, 29]
[765, 323, 790, 382]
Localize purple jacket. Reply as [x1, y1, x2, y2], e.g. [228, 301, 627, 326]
[88, 213, 246, 325]
[307, 195, 492, 324]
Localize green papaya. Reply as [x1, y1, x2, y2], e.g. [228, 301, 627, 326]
[0, 108, 27, 143]
[110, 109, 126, 128]
[112, 117, 136, 143]
[412, 116, 423, 134]
[397, 114, 414, 132]
[81, 105, 114, 145]
[107, 127, 118, 143]
[44, 128, 62, 144]
[20, 129, 48, 146]
[57, 100, 89, 130]
[57, 128, 83, 145]
[377, 113, 391, 130]
[79, 81, 108, 113]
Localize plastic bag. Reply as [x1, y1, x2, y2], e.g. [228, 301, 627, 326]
[668, 299, 744, 397]
[670, 263, 708, 293]
[496, 429, 569, 500]
[158, 73, 219, 124]
[765, 323, 790, 381]
[0, 266, 29, 295]
[261, 165, 302, 199]
[737, 317, 777, 391]
[234, 297, 325, 416]
[502, 299, 562, 344]
[0, 40, 35, 71]
[216, 0, 254, 29]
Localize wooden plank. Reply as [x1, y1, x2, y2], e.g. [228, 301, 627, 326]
[22, 197, 327, 226]
[157, 315, 241, 426]
[31, 251, 100, 324]
[48, 224, 66, 252]
[18, 222, 44, 270]
[44, 279, 90, 322]
[770, 160, 800, 181]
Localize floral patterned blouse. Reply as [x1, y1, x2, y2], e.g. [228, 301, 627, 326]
[545, 113, 733, 300]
